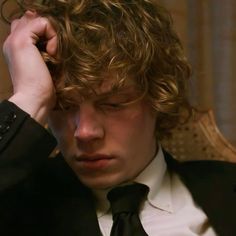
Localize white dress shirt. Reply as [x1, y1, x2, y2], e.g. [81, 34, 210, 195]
[92, 147, 217, 236]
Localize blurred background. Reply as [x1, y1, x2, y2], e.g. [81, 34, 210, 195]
[1, 0, 236, 146]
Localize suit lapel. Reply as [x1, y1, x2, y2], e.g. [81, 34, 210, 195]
[48, 194, 101, 236]
[42, 156, 101, 236]
[164, 151, 236, 236]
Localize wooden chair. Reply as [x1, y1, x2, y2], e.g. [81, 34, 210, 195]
[161, 110, 236, 162]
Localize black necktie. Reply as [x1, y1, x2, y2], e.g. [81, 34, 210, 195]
[107, 183, 149, 236]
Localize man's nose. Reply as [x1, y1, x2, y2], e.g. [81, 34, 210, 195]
[74, 103, 104, 142]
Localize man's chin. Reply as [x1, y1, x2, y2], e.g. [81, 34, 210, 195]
[77, 175, 123, 190]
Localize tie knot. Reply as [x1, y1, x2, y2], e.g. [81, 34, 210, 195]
[107, 183, 149, 216]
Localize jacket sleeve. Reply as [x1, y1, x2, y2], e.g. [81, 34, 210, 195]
[0, 100, 57, 192]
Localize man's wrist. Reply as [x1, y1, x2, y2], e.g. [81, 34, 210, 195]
[8, 93, 51, 125]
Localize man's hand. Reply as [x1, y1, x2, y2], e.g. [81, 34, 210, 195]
[3, 11, 58, 125]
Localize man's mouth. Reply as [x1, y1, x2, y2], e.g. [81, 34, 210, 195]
[75, 154, 114, 170]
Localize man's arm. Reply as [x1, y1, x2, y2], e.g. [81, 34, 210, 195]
[0, 11, 58, 192]
[0, 100, 57, 192]
[3, 10, 57, 125]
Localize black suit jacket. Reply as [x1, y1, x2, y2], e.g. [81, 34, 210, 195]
[0, 100, 236, 236]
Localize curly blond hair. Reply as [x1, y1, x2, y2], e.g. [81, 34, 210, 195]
[1, 0, 192, 138]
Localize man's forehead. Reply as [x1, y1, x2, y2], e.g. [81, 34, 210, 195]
[57, 75, 141, 107]
[93, 77, 138, 97]
[61, 80, 140, 104]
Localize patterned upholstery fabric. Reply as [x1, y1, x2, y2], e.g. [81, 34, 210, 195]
[161, 110, 236, 162]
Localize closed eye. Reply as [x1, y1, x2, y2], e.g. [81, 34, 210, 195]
[99, 103, 123, 110]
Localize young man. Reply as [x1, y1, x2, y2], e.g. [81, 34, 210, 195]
[0, 1, 235, 235]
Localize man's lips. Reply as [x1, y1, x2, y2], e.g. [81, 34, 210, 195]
[74, 154, 114, 170]
[75, 154, 114, 162]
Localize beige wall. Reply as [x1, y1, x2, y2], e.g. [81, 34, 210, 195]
[0, 14, 11, 100]
[160, 0, 236, 147]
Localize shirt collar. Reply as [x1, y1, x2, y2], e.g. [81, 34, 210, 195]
[135, 146, 173, 213]
[93, 145, 173, 217]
